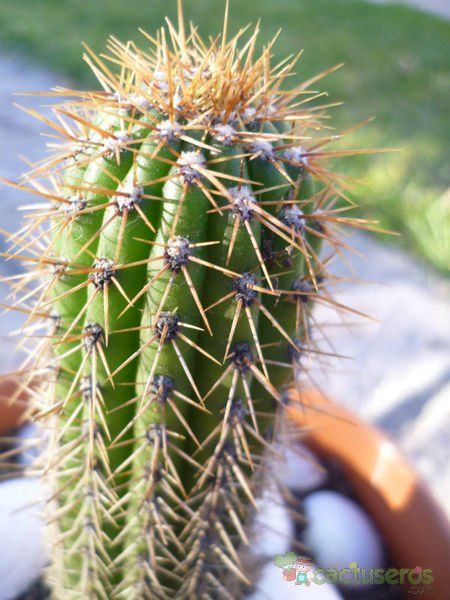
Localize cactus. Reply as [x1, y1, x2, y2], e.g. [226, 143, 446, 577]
[1, 2, 378, 598]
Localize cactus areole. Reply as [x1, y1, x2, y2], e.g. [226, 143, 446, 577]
[2, 2, 377, 597]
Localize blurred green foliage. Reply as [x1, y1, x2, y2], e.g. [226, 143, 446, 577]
[1, 0, 448, 271]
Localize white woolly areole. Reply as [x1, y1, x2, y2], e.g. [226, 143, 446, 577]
[110, 91, 128, 106]
[90, 257, 116, 289]
[175, 91, 184, 107]
[184, 65, 212, 83]
[129, 93, 152, 112]
[94, 257, 115, 272]
[177, 151, 206, 184]
[250, 138, 274, 161]
[166, 236, 190, 257]
[264, 103, 277, 117]
[281, 204, 305, 232]
[219, 109, 238, 123]
[165, 236, 191, 271]
[116, 184, 144, 211]
[63, 193, 87, 216]
[51, 259, 68, 277]
[102, 130, 133, 155]
[284, 145, 309, 165]
[229, 185, 256, 221]
[153, 70, 169, 92]
[242, 106, 257, 121]
[68, 137, 89, 157]
[156, 119, 181, 141]
[213, 124, 236, 145]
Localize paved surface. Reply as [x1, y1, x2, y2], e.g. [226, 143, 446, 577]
[371, 0, 450, 18]
[0, 53, 71, 371]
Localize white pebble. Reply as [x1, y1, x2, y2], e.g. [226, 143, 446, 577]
[0, 478, 47, 600]
[251, 485, 294, 557]
[303, 491, 384, 587]
[270, 444, 327, 492]
[17, 422, 42, 467]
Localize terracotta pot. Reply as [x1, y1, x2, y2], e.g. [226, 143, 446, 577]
[287, 388, 450, 600]
[0, 378, 30, 435]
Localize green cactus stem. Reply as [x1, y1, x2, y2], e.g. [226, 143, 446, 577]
[1, 2, 379, 598]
